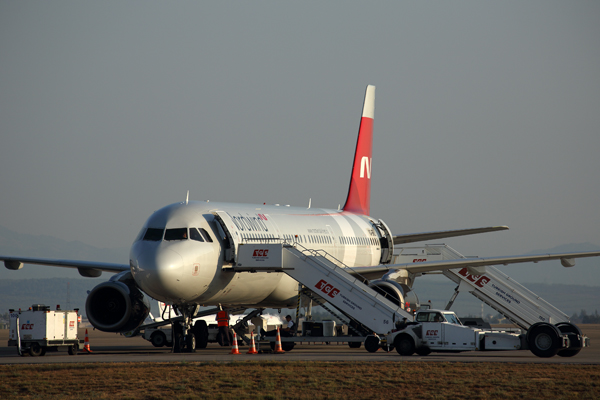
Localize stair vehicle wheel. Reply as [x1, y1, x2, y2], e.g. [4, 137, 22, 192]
[364, 335, 380, 353]
[555, 322, 583, 358]
[415, 346, 432, 356]
[150, 331, 168, 348]
[528, 323, 560, 358]
[282, 342, 295, 352]
[394, 334, 415, 356]
[67, 343, 78, 356]
[29, 343, 44, 357]
[185, 333, 196, 353]
[348, 341, 362, 349]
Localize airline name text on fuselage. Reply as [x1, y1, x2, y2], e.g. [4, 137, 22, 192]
[227, 212, 269, 233]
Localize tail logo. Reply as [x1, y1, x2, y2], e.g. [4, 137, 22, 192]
[360, 156, 372, 179]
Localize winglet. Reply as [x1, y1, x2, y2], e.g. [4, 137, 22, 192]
[343, 85, 375, 215]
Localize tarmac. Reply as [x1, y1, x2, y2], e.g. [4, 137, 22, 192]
[1, 325, 598, 365]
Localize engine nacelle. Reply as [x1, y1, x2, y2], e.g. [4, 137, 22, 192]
[368, 279, 407, 307]
[85, 273, 150, 333]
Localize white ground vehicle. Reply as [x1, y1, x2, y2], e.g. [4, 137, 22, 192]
[8, 304, 81, 356]
[382, 309, 586, 358]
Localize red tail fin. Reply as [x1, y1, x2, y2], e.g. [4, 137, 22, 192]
[343, 85, 375, 215]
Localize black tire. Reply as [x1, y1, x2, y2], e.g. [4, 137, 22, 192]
[282, 342, 295, 352]
[29, 343, 43, 357]
[528, 324, 560, 358]
[556, 322, 583, 357]
[364, 336, 380, 353]
[348, 341, 362, 349]
[193, 320, 209, 349]
[394, 334, 415, 356]
[172, 323, 184, 353]
[150, 331, 168, 348]
[68, 343, 78, 356]
[185, 333, 196, 353]
[173, 332, 185, 353]
[415, 346, 432, 356]
[40, 346, 47, 356]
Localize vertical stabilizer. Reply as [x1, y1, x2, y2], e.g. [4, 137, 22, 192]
[342, 85, 375, 215]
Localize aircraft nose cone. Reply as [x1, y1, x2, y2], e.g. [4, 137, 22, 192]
[134, 247, 184, 301]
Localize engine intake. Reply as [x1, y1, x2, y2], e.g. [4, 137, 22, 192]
[368, 279, 408, 308]
[85, 275, 149, 333]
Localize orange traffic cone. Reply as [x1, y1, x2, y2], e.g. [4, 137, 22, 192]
[273, 328, 285, 354]
[81, 329, 92, 353]
[230, 331, 241, 355]
[247, 332, 258, 354]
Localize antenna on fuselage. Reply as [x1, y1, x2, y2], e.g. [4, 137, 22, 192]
[308, 198, 311, 209]
[186, 190, 189, 205]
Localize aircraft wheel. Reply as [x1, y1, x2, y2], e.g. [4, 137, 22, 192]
[528, 324, 560, 358]
[173, 333, 185, 353]
[29, 343, 43, 357]
[348, 341, 362, 349]
[193, 320, 209, 349]
[151, 331, 168, 348]
[364, 335, 380, 353]
[555, 322, 583, 357]
[185, 333, 196, 353]
[394, 334, 415, 356]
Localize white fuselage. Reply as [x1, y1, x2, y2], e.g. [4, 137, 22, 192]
[129, 201, 391, 308]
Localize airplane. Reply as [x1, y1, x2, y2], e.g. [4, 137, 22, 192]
[3, 85, 600, 352]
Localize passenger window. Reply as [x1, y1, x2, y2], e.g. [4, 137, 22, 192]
[164, 228, 188, 241]
[190, 228, 205, 242]
[200, 228, 213, 242]
[143, 228, 164, 241]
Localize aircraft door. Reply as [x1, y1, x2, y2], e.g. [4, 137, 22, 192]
[372, 219, 394, 264]
[212, 211, 241, 264]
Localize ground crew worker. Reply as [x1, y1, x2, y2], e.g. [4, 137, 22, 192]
[216, 309, 231, 346]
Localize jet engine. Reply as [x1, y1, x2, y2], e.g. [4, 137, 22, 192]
[85, 272, 150, 333]
[368, 279, 419, 310]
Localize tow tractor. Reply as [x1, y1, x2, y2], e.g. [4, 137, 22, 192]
[382, 309, 587, 357]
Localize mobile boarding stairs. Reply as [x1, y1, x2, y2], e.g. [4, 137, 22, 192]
[231, 241, 587, 356]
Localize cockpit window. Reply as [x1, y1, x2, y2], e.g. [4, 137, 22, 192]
[143, 228, 164, 241]
[200, 228, 213, 242]
[190, 228, 204, 242]
[164, 228, 188, 241]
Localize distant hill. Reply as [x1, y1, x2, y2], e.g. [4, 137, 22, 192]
[0, 278, 597, 322]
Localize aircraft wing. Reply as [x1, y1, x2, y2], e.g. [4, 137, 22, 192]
[348, 250, 600, 280]
[0, 255, 129, 277]
[393, 226, 509, 245]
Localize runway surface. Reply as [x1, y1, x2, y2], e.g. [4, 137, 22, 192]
[1, 325, 598, 365]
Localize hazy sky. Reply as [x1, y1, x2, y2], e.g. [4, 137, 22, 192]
[1, 2, 599, 266]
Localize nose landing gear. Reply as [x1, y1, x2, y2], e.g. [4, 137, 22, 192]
[172, 304, 201, 353]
